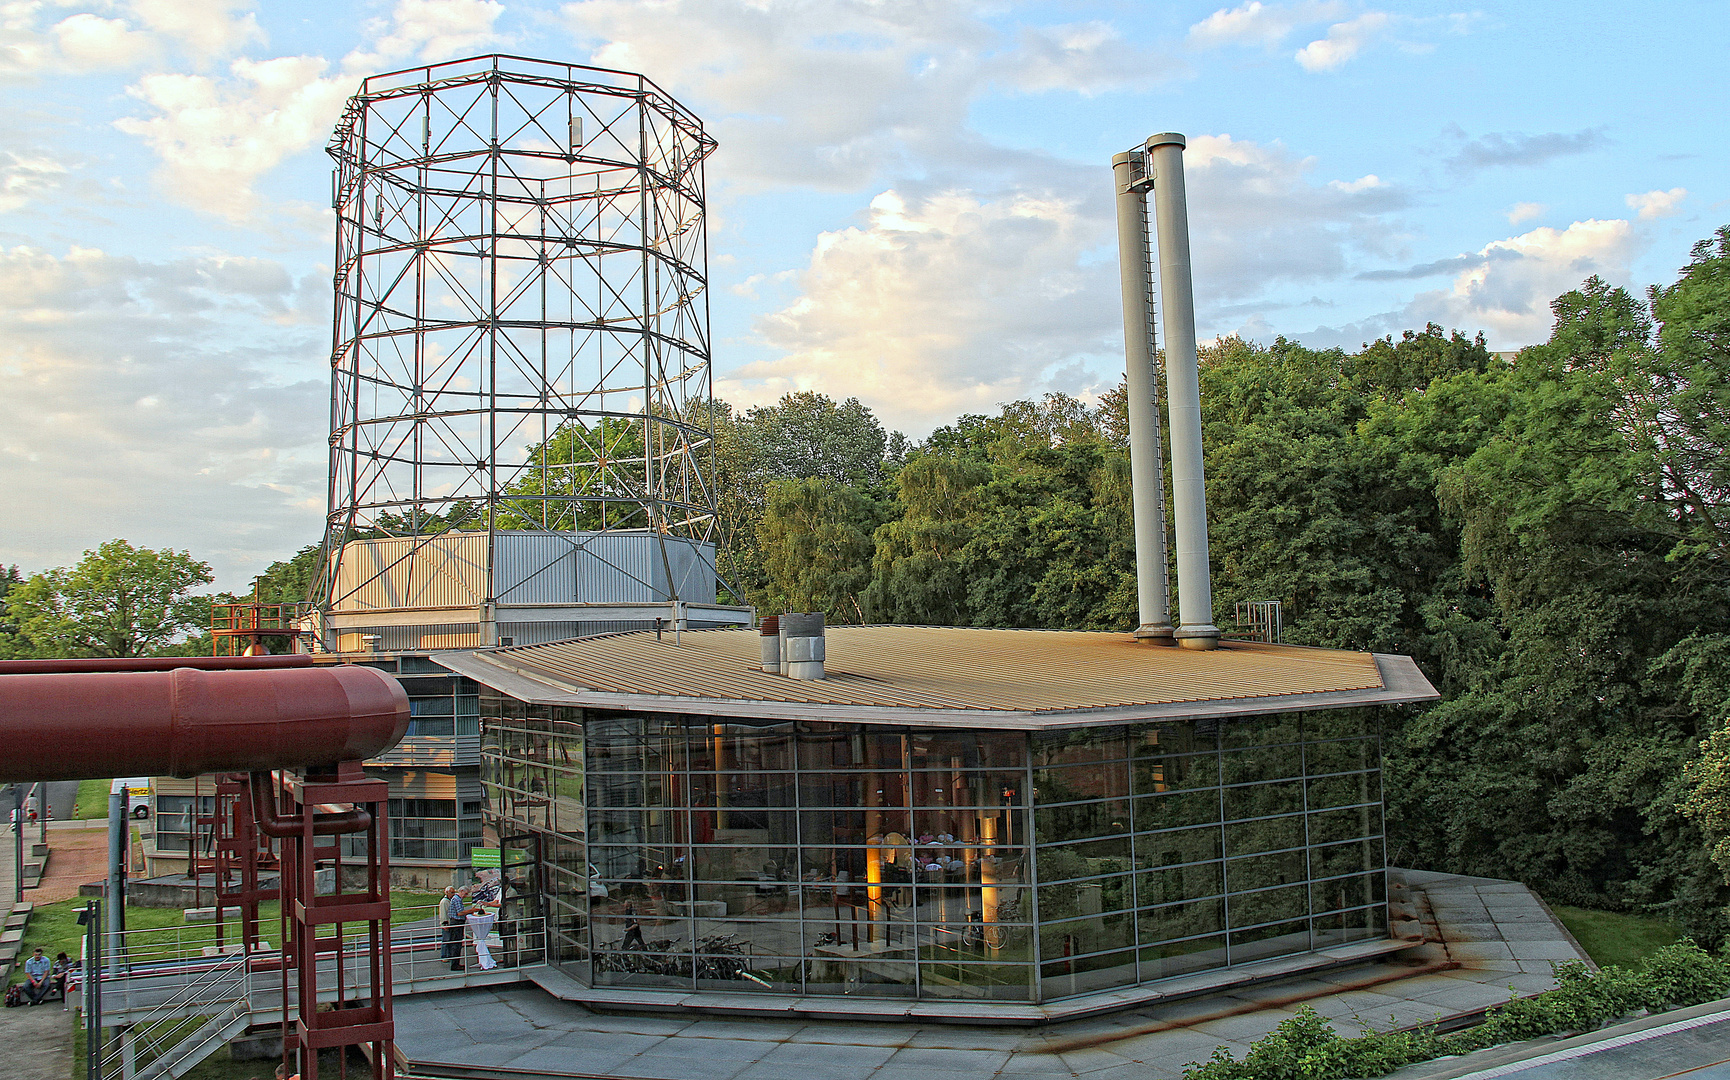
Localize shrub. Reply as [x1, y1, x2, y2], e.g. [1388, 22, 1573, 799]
[1183, 941, 1730, 1079]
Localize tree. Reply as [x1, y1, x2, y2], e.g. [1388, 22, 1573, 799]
[0, 565, 40, 658]
[5, 540, 214, 657]
[1683, 718, 1730, 888]
[757, 477, 881, 622]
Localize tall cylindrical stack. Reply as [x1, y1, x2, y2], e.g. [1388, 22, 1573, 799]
[1111, 150, 1174, 644]
[759, 615, 782, 673]
[781, 612, 826, 681]
[1146, 133, 1220, 650]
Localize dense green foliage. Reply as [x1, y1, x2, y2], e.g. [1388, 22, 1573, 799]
[716, 226, 1730, 943]
[3, 539, 214, 657]
[1181, 941, 1730, 1079]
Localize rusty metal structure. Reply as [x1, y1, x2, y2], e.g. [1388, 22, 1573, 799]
[315, 54, 742, 652]
[212, 586, 311, 656]
[0, 657, 410, 1080]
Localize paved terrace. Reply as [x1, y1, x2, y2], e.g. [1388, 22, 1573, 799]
[394, 870, 1592, 1080]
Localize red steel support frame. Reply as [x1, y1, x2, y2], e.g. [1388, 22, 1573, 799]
[260, 764, 393, 1080]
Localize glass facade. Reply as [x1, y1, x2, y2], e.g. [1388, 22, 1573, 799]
[480, 692, 1386, 1003]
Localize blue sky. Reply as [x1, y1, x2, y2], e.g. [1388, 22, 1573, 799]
[1, 0, 1725, 589]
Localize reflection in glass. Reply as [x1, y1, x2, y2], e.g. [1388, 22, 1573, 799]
[477, 699, 1389, 1003]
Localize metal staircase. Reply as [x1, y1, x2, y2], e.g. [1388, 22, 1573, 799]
[93, 951, 253, 1080]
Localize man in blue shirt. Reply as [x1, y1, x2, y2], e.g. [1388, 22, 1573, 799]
[22, 947, 51, 1004]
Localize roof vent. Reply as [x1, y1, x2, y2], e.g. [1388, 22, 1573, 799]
[781, 612, 825, 680]
[759, 615, 781, 673]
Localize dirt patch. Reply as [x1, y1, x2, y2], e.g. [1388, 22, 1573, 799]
[35, 832, 108, 904]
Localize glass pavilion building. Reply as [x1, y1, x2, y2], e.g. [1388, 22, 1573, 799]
[440, 625, 1437, 1010]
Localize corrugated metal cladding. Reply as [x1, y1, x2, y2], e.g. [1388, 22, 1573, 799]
[484, 626, 1390, 713]
[498, 619, 739, 646]
[335, 531, 717, 610]
[335, 623, 481, 652]
[333, 534, 487, 610]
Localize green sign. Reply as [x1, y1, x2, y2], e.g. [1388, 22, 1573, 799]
[470, 847, 501, 869]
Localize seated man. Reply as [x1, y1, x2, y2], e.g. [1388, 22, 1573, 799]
[22, 948, 51, 1005]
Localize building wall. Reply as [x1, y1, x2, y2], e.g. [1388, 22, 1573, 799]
[479, 695, 1388, 1004]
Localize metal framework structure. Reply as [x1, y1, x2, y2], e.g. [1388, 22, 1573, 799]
[318, 54, 721, 616]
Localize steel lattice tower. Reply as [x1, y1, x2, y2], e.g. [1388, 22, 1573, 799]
[315, 55, 737, 647]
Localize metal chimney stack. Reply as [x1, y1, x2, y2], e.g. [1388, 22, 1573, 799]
[1110, 149, 1173, 645]
[1113, 132, 1220, 650]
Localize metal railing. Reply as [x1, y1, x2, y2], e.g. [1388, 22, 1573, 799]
[84, 904, 548, 1080]
[94, 905, 549, 1000]
[90, 949, 251, 1080]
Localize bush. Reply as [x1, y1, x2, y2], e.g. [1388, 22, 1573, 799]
[1183, 941, 1730, 1079]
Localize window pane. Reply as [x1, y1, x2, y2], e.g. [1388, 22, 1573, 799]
[1134, 826, 1223, 870]
[1137, 897, 1225, 943]
[1224, 813, 1305, 858]
[1134, 789, 1221, 832]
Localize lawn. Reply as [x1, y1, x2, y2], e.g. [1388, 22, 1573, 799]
[72, 779, 110, 820]
[1549, 904, 1682, 969]
[9, 890, 446, 985]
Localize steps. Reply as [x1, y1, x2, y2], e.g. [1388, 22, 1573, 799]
[131, 1003, 253, 1080]
[0, 902, 32, 976]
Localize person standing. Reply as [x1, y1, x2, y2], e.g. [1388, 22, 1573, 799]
[436, 886, 462, 968]
[446, 886, 469, 972]
[466, 872, 500, 971]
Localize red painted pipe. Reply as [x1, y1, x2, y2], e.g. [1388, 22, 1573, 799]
[0, 656, 315, 674]
[250, 773, 373, 837]
[0, 666, 409, 782]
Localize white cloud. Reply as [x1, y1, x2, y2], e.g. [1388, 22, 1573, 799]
[1182, 134, 1407, 301]
[0, 244, 328, 585]
[717, 186, 1121, 434]
[0, 150, 69, 213]
[344, 0, 505, 73]
[113, 56, 352, 224]
[127, 0, 262, 62]
[0, 0, 261, 79]
[563, 0, 1171, 192]
[1328, 174, 1383, 193]
[719, 130, 1408, 433]
[52, 13, 154, 69]
[1506, 201, 1545, 224]
[110, 0, 505, 225]
[1401, 218, 1641, 345]
[1625, 187, 1686, 221]
[1188, 1, 1346, 49]
[1294, 11, 1390, 71]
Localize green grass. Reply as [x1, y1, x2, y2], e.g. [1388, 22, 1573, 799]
[1549, 904, 1682, 969]
[10, 891, 445, 985]
[73, 779, 111, 820]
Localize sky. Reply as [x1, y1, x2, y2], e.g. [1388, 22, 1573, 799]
[1, 0, 1725, 591]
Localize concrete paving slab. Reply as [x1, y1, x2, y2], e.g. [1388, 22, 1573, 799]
[1055, 1046, 1144, 1073]
[900, 1027, 1027, 1050]
[1443, 922, 1507, 942]
[502, 1046, 634, 1075]
[792, 1022, 919, 1047]
[1508, 941, 1583, 962]
[884, 1045, 1010, 1071]
[608, 1056, 752, 1080]
[753, 1040, 898, 1068]
[643, 1037, 779, 1062]
[730, 1064, 844, 1080]
[543, 1029, 670, 1056]
[1182, 1006, 1308, 1042]
[870, 1067, 985, 1080]
[1446, 941, 1515, 961]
